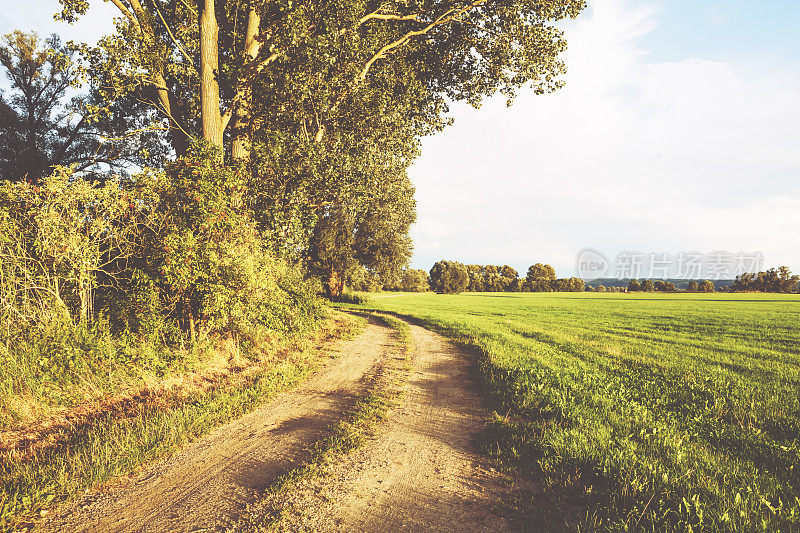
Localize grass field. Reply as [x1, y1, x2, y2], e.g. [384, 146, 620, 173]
[355, 292, 800, 531]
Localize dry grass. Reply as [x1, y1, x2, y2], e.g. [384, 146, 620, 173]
[0, 314, 353, 461]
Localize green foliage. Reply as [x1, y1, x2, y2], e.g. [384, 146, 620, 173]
[328, 292, 370, 305]
[362, 291, 800, 531]
[347, 266, 383, 293]
[699, 280, 716, 293]
[429, 260, 469, 294]
[655, 280, 677, 292]
[465, 265, 520, 292]
[687, 280, 699, 293]
[55, 0, 586, 158]
[0, 165, 152, 328]
[527, 263, 557, 282]
[306, 172, 415, 297]
[123, 146, 325, 346]
[0, 31, 164, 182]
[731, 267, 799, 293]
[628, 279, 642, 292]
[47, 0, 586, 289]
[0, 154, 325, 428]
[400, 269, 430, 292]
[523, 263, 559, 292]
[641, 279, 655, 292]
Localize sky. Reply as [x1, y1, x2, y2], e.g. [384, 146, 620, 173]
[408, 0, 800, 277]
[2, 0, 799, 278]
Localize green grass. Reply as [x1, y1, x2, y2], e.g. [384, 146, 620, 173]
[0, 315, 362, 532]
[353, 292, 800, 531]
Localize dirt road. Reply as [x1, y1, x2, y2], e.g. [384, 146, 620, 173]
[256, 322, 520, 532]
[41, 316, 526, 532]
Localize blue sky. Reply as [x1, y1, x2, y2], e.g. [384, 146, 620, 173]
[2, 0, 799, 278]
[641, 0, 800, 66]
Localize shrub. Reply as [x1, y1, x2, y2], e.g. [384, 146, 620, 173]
[0, 166, 152, 330]
[0, 146, 325, 355]
[328, 292, 369, 305]
[130, 146, 324, 347]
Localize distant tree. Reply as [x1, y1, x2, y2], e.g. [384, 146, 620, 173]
[525, 263, 556, 292]
[500, 265, 519, 291]
[641, 279, 654, 292]
[654, 280, 676, 292]
[731, 267, 799, 293]
[628, 279, 641, 292]
[508, 277, 523, 292]
[527, 263, 556, 281]
[308, 174, 415, 297]
[550, 277, 581, 292]
[307, 206, 358, 297]
[429, 261, 469, 294]
[466, 265, 485, 292]
[348, 266, 383, 292]
[482, 265, 501, 292]
[527, 279, 553, 292]
[687, 281, 699, 293]
[567, 277, 585, 292]
[0, 31, 163, 182]
[699, 280, 715, 293]
[401, 269, 430, 292]
[596, 285, 607, 292]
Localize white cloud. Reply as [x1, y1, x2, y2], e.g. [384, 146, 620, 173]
[409, 0, 800, 275]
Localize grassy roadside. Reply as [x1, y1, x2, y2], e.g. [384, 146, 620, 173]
[237, 312, 412, 531]
[1, 313, 362, 532]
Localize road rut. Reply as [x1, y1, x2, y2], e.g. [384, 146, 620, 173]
[261, 322, 520, 532]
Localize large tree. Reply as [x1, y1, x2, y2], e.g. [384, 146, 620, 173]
[0, 31, 163, 181]
[53, 0, 585, 282]
[56, 0, 585, 161]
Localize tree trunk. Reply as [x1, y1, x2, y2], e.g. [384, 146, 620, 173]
[326, 271, 342, 298]
[199, 0, 224, 156]
[231, 4, 262, 161]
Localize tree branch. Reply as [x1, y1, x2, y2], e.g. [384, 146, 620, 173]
[151, 0, 197, 71]
[358, 0, 487, 83]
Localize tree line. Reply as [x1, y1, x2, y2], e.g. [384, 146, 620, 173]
[365, 265, 800, 295]
[730, 267, 799, 293]
[426, 261, 584, 294]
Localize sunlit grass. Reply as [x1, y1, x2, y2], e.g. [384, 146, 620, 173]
[356, 292, 800, 531]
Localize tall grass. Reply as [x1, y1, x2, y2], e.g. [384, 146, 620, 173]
[357, 292, 800, 531]
[0, 315, 360, 531]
